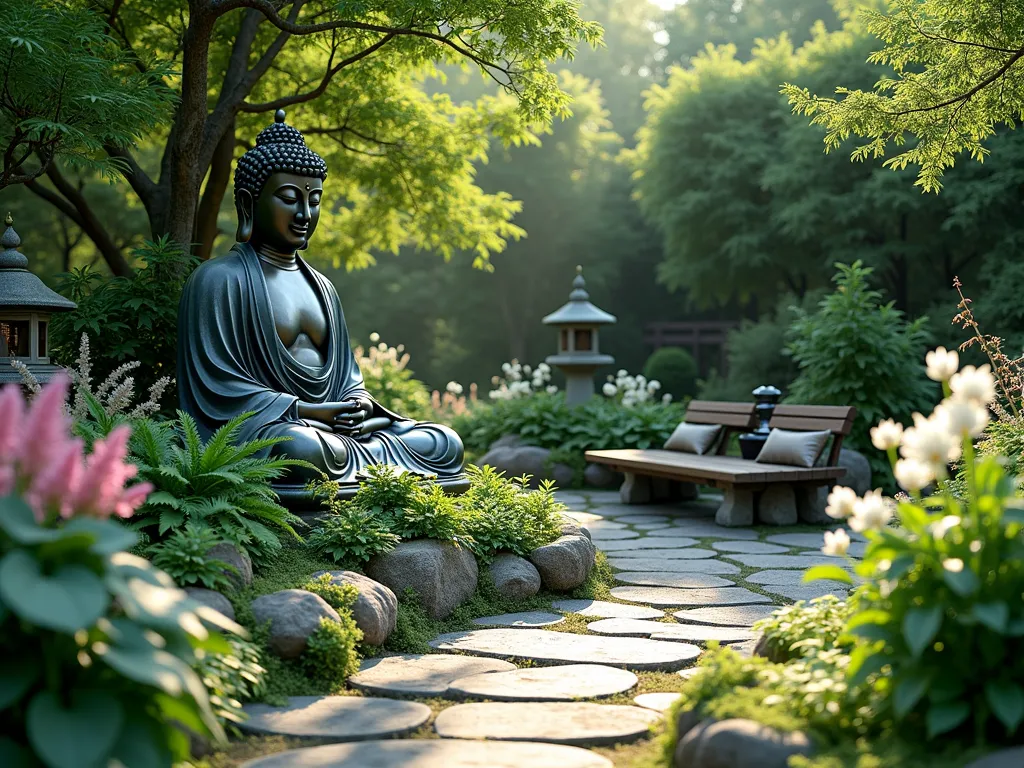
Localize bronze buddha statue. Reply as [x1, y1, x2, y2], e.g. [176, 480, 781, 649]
[178, 110, 466, 503]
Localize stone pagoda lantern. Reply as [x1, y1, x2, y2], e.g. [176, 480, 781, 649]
[0, 214, 76, 385]
[543, 266, 616, 406]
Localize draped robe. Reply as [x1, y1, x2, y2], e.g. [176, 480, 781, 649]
[177, 243, 465, 501]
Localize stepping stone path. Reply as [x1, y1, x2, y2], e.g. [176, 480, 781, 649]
[610, 585, 771, 608]
[586, 618, 757, 644]
[551, 598, 664, 619]
[349, 654, 516, 697]
[434, 702, 662, 746]
[242, 488, 869, 766]
[634, 692, 683, 712]
[430, 628, 700, 670]
[241, 696, 430, 740]
[448, 664, 638, 701]
[613, 572, 734, 589]
[472, 611, 565, 628]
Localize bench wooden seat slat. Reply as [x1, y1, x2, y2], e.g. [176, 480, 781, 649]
[585, 449, 846, 485]
[767, 415, 853, 433]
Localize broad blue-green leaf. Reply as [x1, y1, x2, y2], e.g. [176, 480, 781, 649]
[926, 701, 971, 738]
[100, 646, 187, 695]
[0, 551, 108, 633]
[0, 658, 40, 709]
[803, 565, 853, 584]
[0, 497, 60, 544]
[894, 671, 930, 718]
[27, 689, 124, 768]
[903, 605, 943, 658]
[973, 602, 1009, 633]
[985, 681, 1024, 733]
[63, 518, 137, 555]
[942, 568, 979, 597]
[109, 712, 174, 768]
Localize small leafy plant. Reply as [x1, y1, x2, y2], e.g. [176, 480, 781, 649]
[302, 573, 361, 612]
[304, 617, 363, 685]
[752, 595, 854, 662]
[147, 523, 237, 591]
[392, 483, 474, 548]
[128, 411, 307, 563]
[194, 636, 267, 729]
[305, 502, 400, 568]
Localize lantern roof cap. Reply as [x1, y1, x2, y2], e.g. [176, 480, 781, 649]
[542, 265, 616, 326]
[0, 214, 77, 310]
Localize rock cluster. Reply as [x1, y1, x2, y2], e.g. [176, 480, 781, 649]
[477, 434, 620, 489]
[673, 712, 813, 768]
[368, 540, 478, 620]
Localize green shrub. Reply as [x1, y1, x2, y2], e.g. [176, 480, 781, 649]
[302, 573, 361, 612]
[128, 412, 307, 563]
[453, 390, 685, 456]
[305, 503, 401, 567]
[50, 237, 198, 416]
[753, 596, 854, 662]
[643, 347, 698, 399]
[194, 636, 267, 728]
[394, 483, 474, 548]
[303, 616, 363, 684]
[355, 336, 433, 421]
[787, 262, 936, 482]
[147, 523, 237, 590]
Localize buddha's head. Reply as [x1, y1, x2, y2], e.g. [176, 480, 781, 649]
[234, 109, 328, 252]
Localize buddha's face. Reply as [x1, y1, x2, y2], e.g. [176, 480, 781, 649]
[251, 172, 323, 252]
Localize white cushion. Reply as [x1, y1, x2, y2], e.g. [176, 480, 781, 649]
[756, 428, 831, 468]
[663, 422, 722, 455]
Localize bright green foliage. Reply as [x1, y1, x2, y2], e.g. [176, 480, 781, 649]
[453, 391, 685, 457]
[0, 0, 172, 189]
[753, 596, 855, 662]
[806, 459, 1024, 741]
[354, 338, 434, 422]
[301, 574, 361, 614]
[970, 415, 1024, 493]
[194, 636, 267, 729]
[393, 483, 474, 550]
[459, 466, 565, 561]
[303, 617, 363, 685]
[786, 262, 935, 477]
[128, 412, 307, 563]
[643, 347, 698, 399]
[305, 502, 401, 568]
[147, 523, 237, 591]
[784, 0, 1024, 192]
[50, 238, 198, 412]
[0, 496, 237, 766]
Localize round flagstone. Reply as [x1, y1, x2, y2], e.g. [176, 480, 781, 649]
[613, 514, 670, 524]
[711, 541, 790, 555]
[434, 701, 662, 746]
[472, 612, 565, 628]
[552, 598, 664, 619]
[606, 557, 740, 574]
[604, 547, 717, 560]
[430, 628, 700, 671]
[588, 529, 640, 540]
[242, 739, 614, 768]
[583, 519, 627, 531]
[766, 531, 866, 547]
[633, 523, 673, 531]
[678, 667, 704, 680]
[348, 654, 516, 697]
[662, 524, 760, 540]
[240, 696, 430, 740]
[613, 572, 734, 589]
[587, 618, 757, 644]
[448, 664, 638, 701]
[610, 585, 771, 608]
[673, 605, 778, 627]
[634, 692, 683, 712]
[725, 554, 854, 569]
[596, 537, 699, 551]
[564, 511, 605, 524]
[764, 585, 849, 602]
[745, 569, 849, 587]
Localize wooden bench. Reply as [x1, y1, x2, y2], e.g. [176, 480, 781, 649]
[585, 402, 856, 526]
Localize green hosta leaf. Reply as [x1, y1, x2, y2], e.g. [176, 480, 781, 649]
[894, 671, 930, 718]
[109, 712, 174, 768]
[942, 568, 979, 597]
[847, 609, 891, 630]
[985, 681, 1024, 733]
[803, 565, 853, 584]
[100, 646, 189, 695]
[0, 497, 61, 544]
[0, 551, 108, 633]
[903, 606, 943, 658]
[61, 518, 137, 555]
[926, 701, 971, 738]
[973, 602, 1009, 633]
[27, 689, 124, 768]
[0, 658, 40, 709]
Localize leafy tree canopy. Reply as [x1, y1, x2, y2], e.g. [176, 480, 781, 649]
[784, 0, 1024, 191]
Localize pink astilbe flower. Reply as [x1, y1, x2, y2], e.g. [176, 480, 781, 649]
[18, 374, 73, 479]
[25, 437, 84, 521]
[72, 425, 152, 519]
[0, 384, 25, 464]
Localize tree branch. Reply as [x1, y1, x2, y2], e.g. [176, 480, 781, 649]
[886, 49, 1024, 116]
[901, 6, 1022, 54]
[104, 143, 156, 210]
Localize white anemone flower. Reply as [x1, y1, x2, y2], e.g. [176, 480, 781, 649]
[934, 397, 989, 437]
[849, 490, 893, 532]
[949, 364, 997, 405]
[369, 332, 380, 343]
[925, 347, 959, 382]
[870, 419, 904, 451]
[602, 382, 617, 397]
[546, 385, 558, 394]
[893, 458, 934, 492]
[662, 393, 673, 404]
[822, 529, 851, 557]
[900, 411, 962, 471]
[825, 486, 858, 520]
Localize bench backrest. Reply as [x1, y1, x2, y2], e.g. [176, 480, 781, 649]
[769, 404, 857, 466]
[684, 400, 757, 455]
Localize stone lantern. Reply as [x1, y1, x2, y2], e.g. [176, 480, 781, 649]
[543, 266, 616, 406]
[0, 214, 76, 385]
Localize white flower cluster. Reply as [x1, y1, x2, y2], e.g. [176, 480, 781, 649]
[488, 361, 557, 400]
[602, 369, 671, 408]
[820, 346, 997, 556]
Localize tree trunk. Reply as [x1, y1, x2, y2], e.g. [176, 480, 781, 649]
[195, 116, 237, 260]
